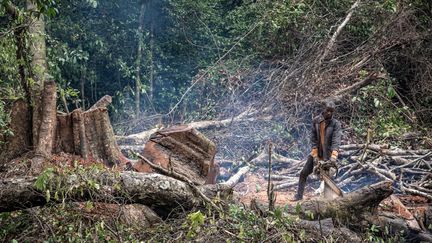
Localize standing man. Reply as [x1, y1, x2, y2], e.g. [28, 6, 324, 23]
[294, 101, 342, 201]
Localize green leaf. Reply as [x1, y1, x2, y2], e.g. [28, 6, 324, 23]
[34, 168, 55, 191]
[387, 85, 396, 98]
[45, 189, 51, 202]
[295, 203, 302, 214]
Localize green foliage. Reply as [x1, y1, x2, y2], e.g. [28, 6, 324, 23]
[183, 210, 206, 239]
[0, 100, 13, 145]
[33, 164, 119, 206]
[0, 204, 139, 242]
[366, 224, 405, 243]
[351, 78, 412, 140]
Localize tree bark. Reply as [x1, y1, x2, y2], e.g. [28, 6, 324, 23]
[0, 100, 31, 165]
[133, 125, 217, 185]
[0, 172, 227, 213]
[32, 81, 57, 173]
[55, 96, 129, 167]
[135, 1, 147, 116]
[27, 0, 48, 146]
[294, 181, 393, 222]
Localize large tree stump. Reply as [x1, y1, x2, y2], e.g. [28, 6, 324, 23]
[54, 95, 128, 167]
[133, 125, 217, 185]
[1, 94, 128, 171]
[0, 99, 31, 166]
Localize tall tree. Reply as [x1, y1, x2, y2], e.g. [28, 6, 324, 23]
[135, 0, 148, 116]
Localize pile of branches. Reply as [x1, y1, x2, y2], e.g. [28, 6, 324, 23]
[337, 144, 432, 199]
[229, 143, 431, 198]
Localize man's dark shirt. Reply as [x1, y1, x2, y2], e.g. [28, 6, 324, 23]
[310, 114, 342, 160]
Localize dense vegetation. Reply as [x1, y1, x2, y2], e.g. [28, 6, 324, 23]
[1, 0, 431, 242]
[1, 0, 430, 128]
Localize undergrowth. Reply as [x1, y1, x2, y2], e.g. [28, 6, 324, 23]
[0, 166, 405, 242]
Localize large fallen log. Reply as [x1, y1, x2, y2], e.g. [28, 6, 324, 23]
[293, 181, 393, 222]
[116, 111, 272, 146]
[0, 171, 230, 214]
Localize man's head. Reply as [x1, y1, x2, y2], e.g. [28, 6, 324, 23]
[322, 100, 336, 120]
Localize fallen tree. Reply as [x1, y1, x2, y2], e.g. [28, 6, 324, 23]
[0, 171, 230, 214]
[116, 109, 272, 146]
[295, 181, 393, 221]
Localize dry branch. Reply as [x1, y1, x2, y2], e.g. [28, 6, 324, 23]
[317, 0, 361, 66]
[221, 165, 250, 188]
[116, 112, 271, 146]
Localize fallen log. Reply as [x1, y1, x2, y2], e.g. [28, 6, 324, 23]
[221, 165, 250, 188]
[0, 171, 230, 214]
[115, 111, 271, 146]
[293, 181, 393, 222]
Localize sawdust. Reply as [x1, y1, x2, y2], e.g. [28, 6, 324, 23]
[233, 171, 315, 207]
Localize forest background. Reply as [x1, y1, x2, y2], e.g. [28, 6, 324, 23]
[0, 0, 432, 241]
[1, 0, 431, 149]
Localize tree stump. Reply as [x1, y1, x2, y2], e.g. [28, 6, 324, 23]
[54, 95, 128, 167]
[0, 99, 31, 166]
[1, 93, 128, 170]
[133, 125, 218, 185]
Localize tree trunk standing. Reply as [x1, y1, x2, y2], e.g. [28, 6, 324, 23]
[80, 67, 86, 109]
[149, 15, 154, 102]
[135, 1, 147, 117]
[1, 2, 127, 173]
[54, 96, 129, 167]
[27, 0, 48, 146]
[32, 81, 57, 172]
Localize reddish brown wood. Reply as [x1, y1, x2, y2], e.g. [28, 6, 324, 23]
[133, 125, 217, 185]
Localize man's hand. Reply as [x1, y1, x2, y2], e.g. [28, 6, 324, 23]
[330, 156, 337, 164]
[313, 156, 319, 166]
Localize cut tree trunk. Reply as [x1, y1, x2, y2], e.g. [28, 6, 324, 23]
[0, 99, 31, 165]
[133, 125, 217, 185]
[54, 95, 129, 167]
[1, 95, 128, 172]
[293, 181, 393, 223]
[0, 171, 229, 214]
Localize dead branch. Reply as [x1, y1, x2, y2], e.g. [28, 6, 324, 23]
[317, 0, 362, 66]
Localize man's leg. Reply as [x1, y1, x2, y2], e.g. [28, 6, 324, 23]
[294, 155, 314, 200]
